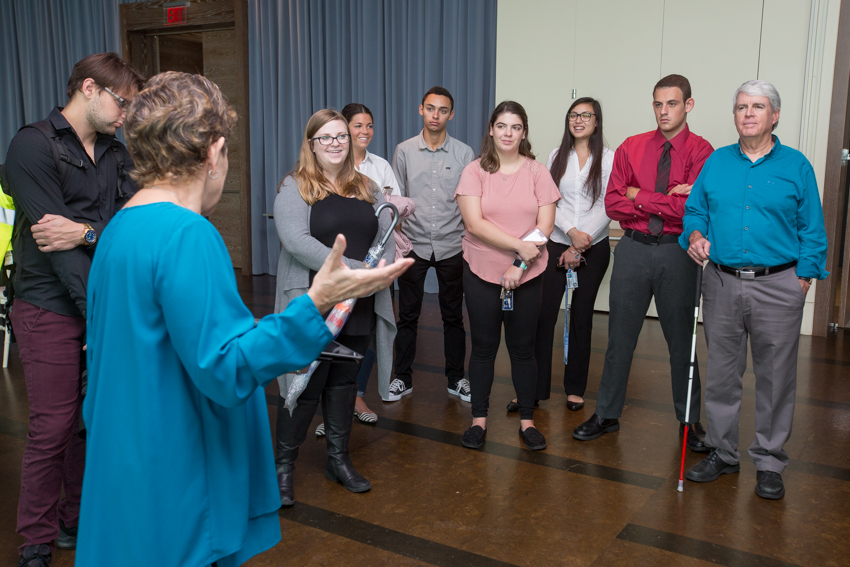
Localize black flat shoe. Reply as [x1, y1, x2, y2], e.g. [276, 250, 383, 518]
[685, 450, 740, 482]
[755, 471, 785, 500]
[519, 426, 547, 450]
[506, 399, 539, 413]
[462, 425, 486, 449]
[572, 413, 619, 441]
[566, 399, 585, 411]
[680, 422, 710, 453]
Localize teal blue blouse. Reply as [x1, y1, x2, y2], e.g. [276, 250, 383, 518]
[78, 203, 332, 567]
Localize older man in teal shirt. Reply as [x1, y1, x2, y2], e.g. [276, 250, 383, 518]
[680, 80, 828, 500]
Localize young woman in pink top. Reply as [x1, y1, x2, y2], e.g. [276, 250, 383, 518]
[454, 101, 560, 451]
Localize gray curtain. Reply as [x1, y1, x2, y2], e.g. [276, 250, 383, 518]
[248, 0, 497, 275]
[0, 0, 147, 163]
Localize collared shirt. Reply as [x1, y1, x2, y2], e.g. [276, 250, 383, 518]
[392, 130, 474, 260]
[604, 125, 713, 235]
[357, 150, 400, 196]
[6, 107, 136, 318]
[547, 146, 615, 246]
[680, 136, 829, 279]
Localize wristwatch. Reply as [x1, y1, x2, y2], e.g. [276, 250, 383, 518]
[512, 258, 528, 271]
[82, 223, 97, 245]
[798, 276, 812, 284]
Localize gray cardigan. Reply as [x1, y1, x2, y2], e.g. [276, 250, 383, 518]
[274, 175, 397, 401]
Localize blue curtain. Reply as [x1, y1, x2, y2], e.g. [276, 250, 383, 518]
[248, 0, 497, 275]
[0, 0, 147, 163]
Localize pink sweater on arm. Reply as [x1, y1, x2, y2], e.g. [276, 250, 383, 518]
[454, 157, 561, 285]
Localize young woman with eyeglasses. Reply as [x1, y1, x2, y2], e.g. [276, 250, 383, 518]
[527, 97, 614, 414]
[272, 109, 398, 506]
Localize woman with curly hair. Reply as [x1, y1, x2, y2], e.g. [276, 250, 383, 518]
[77, 72, 409, 567]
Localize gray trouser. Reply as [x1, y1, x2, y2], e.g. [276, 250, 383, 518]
[702, 263, 805, 472]
[595, 235, 701, 423]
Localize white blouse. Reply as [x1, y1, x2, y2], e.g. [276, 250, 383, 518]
[357, 150, 401, 196]
[546, 146, 614, 246]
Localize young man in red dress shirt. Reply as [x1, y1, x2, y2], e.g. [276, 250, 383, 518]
[572, 74, 713, 450]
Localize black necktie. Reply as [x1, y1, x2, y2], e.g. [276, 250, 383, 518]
[647, 141, 671, 236]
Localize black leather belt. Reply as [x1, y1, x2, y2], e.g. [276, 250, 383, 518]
[623, 228, 680, 246]
[712, 261, 796, 280]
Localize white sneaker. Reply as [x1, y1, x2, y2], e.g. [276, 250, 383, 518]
[383, 378, 412, 402]
[448, 378, 471, 402]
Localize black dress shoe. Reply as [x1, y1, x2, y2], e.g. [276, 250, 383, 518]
[18, 544, 51, 567]
[685, 450, 740, 482]
[572, 414, 619, 441]
[55, 518, 77, 550]
[506, 399, 538, 413]
[679, 422, 710, 453]
[462, 425, 486, 449]
[755, 470, 785, 500]
[566, 399, 585, 411]
[519, 426, 547, 450]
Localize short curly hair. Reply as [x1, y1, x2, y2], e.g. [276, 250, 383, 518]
[125, 71, 237, 187]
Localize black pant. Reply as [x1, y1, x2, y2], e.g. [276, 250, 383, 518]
[301, 334, 371, 401]
[595, 235, 701, 422]
[463, 262, 542, 421]
[535, 238, 611, 400]
[394, 250, 466, 386]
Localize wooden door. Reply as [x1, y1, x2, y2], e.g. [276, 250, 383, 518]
[120, 0, 252, 273]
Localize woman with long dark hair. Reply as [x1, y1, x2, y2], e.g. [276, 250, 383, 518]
[273, 109, 399, 506]
[529, 97, 614, 413]
[455, 101, 560, 451]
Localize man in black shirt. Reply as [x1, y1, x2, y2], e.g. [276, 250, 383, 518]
[5, 52, 144, 567]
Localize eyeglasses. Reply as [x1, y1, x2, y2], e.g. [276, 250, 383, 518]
[568, 112, 596, 122]
[311, 134, 351, 146]
[103, 87, 129, 110]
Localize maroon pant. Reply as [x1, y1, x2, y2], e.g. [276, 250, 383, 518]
[11, 300, 86, 553]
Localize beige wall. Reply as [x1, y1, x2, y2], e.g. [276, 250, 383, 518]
[496, 0, 841, 334]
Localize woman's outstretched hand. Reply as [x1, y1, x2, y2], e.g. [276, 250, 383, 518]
[307, 234, 414, 313]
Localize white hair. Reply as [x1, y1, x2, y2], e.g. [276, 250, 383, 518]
[733, 80, 781, 131]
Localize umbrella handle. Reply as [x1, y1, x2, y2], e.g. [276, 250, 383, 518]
[375, 202, 400, 248]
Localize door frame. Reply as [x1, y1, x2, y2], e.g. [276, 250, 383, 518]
[119, 0, 252, 275]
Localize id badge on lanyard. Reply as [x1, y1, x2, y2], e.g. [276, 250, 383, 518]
[501, 287, 513, 311]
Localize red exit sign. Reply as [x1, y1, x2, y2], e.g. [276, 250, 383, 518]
[164, 3, 188, 26]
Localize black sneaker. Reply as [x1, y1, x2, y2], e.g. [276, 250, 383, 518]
[448, 378, 471, 402]
[18, 544, 51, 567]
[383, 378, 412, 402]
[755, 470, 785, 500]
[56, 518, 77, 550]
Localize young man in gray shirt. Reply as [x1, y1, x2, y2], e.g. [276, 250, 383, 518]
[390, 86, 474, 402]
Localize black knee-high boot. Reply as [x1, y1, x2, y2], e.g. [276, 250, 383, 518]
[322, 383, 371, 493]
[275, 395, 320, 506]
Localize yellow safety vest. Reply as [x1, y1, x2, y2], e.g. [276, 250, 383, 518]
[0, 181, 15, 258]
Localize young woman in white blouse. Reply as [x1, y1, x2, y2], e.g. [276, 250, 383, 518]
[340, 103, 399, 424]
[522, 97, 614, 413]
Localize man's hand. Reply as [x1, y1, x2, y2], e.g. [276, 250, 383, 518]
[516, 240, 544, 265]
[687, 230, 710, 264]
[668, 184, 692, 195]
[625, 187, 640, 201]
[31, 214, 85, 252]
[799, 279, 811, 295]
[568, 229, 592, 252]
[307, 234, 413, 313]
[501, 266, 524, 291]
